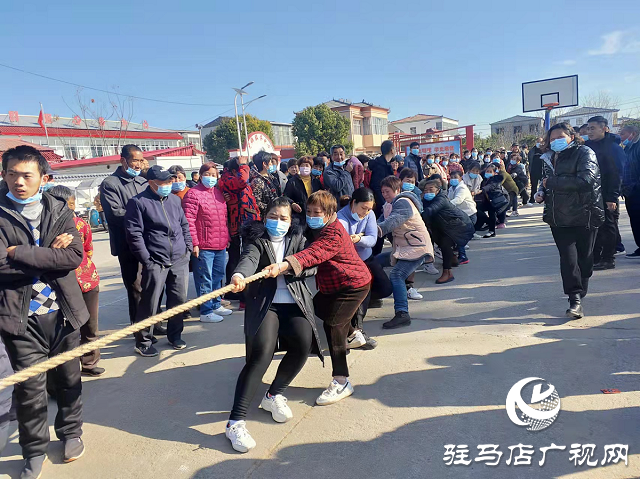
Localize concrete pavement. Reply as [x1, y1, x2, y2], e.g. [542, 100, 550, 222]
[1, 204, 639, 478]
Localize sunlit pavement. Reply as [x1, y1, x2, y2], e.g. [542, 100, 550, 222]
[1, 204, 639, 478]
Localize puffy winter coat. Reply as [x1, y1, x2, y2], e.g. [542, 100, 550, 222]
[422, 190, 475, 246]
[539, 144, 604, 229]
[218, 164, 260, 237]
[182, 183, 229, 251]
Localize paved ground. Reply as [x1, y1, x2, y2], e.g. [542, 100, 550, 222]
[1, 204, 640, 479]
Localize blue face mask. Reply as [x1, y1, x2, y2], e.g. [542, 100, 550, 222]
[333, 160, 346, 167]
[171, 181, 186, 192]
[156, 184, 172, 197]
[411, 148, 420, 156]
[472, 152, 478, 158]
[306, 215, 325, 229]
[484, 158, 491, 163]
[450, 178, 460, 187]
[486, 151, 493, 156]
[201, 176, 217, 188]
[623, 138, 630, 146]
[402, 182, 414, 191]
[478, 155, 484, 161]
[7, 189, 43, 205]
[550, 138, 570, 152]
[493, 159, 501, 164]
[265, 218, 290, 237]
[581, 135, 590, 141]
[268, 165, 277, 174]
[126, 167, 140, 177]
[442, 161, 449, 167]
[427, 158, 434, 165]
[311, 169, 322, 176]
[485, 172, 494, 179]
[510, 160, 517, 165]
[469, 172, 479, 179]
[351, 211, 361, 222]
[423, 192, 436, 201]
[41, 182, 54, 192]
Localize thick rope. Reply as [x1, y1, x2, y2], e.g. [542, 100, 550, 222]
[0, 270, 269, 390]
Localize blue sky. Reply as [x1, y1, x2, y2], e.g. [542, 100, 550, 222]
[1, 0, 639, 137]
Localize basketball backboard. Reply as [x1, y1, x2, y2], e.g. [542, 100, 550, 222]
[522, 75, 578, 113]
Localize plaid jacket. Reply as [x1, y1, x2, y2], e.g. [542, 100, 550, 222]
[286, 218, 371, 294]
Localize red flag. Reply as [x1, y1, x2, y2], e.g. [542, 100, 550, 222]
[38, 109, 45, 129]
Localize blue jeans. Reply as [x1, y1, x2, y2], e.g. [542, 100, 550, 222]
[192, 249, 226, 315]
[376, 252, 425, 313]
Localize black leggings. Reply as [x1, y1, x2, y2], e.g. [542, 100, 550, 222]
[230, 303, 312, 421]
[352, 255, 393, 330]
[432, 230, 455, 270]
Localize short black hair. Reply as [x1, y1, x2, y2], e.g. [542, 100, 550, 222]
[168, 165, 186, 177]
[381, 140, 394, 155]
[313, 157, 325, 168]
[588, 115, 608, 127]
[317, 151, 330, 158]
[351, 187, 375, 204]
[511, 143, 518, 147]
[330, 145, 345, 155]
[467, 161, 481, 171]
[287, 158, 299, 167]
[121, 144, 142, 161]
[356, 154, 370, 164]
[253, 150, 272, 172]
[265, 196, 292, 219]
[2, 145, 49, 176]
[48, 185, 74, 201]
[409, 141, 420, 149]
[191, 171, 199, 178]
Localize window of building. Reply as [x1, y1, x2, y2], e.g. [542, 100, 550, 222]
[364, 117, 388, 135]
[513, 126, 522, 134]
[575, 117, 583, 126]
[409, 127, 417, 135]
[436, 121, 443, 130]
[496, 128, 504, 135]
[529, 124, 537, 133]
[353, 119, 362, 135]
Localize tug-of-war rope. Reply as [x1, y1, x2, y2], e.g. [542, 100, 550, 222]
[0, 270, 270, 390]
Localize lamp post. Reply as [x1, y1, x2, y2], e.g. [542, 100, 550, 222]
[241, 94, 267, 158]
[233, 81, 254, 156]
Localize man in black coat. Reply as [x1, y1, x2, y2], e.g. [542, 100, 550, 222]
[585, 116, 626, 270]
[0, 146, 89, 475]
[99, 145, 169, 335]
[368, 140, 396, 255]
[527, 137, 544, 204]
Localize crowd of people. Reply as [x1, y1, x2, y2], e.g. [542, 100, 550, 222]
[0, 114, 638, 474]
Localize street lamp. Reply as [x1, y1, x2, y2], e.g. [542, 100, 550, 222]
[233, 82, 254, 155]
[241, 95, 267, 157]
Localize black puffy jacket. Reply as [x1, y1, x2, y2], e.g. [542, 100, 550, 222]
[539, 144, 604, 229]
[422, 191, 475, 246]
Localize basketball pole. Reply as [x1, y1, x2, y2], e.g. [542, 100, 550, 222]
[543, 102, 559, 132]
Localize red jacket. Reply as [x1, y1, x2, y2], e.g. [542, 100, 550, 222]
[218, 164, 261, 237]
[182, 183, 229, 251]
[286, 218, 371, 294]
[73, 216, 100, 293]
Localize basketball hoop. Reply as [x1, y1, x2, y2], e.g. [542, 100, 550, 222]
[543, 102, 559, 110]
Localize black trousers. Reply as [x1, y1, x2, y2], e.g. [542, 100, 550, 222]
[2, 312, 83, 459]
[509, 191, 518, 212]
[625, 195, 640, 253]
[476, 204, 506, 233]
[80, 287, 100, 369]
[432, 230, 455, 270]
[529, 171, 542, 202]
[117, 249, 142, 325]
[352, 255, 393, 330]
[0, 335, 12, 455]
[519, 186, 530, 205]
[314, 285, 370, 377]
[230, 303, 312, 421]
[551, 227, 597, 296]
[225, 236, 244, 301]
[594, 203, 620, 263]
[134, 258, 189, 348]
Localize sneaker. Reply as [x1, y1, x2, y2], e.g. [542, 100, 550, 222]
[434, 246, 443, 259]
[81, 366, 105, 377]
[221, 299, 232, 307]
[383, 311, 411, 329]
[511, 211, 520, 217]
[213, 306, 233, 316]
[407, 287, 423, 300]
[153, 324, 168, 336]
[496, 223, 506, 229]
[20, 454, 46, 479]
[615, 248, 626, 256]
[134, 344, 159, 357]
[359, 331, 378, 350]
[170, 339, 187, 350]
[260, 393, 293, 423]
[593, 261, 615, 271]
[482, 232, 496, 238]
[346, 330, 366, 349]
[315, 378, 354, 406]
[63, 437, 85, 463]
[424, 263, 440, 275]
[626, 250, 640, 259]
[225, 421, 256, 453]
[368, 299, 383, 309]
[200, 312, 223, 323]
[472, 233, 483, 240]
[458, 254, 469, 264]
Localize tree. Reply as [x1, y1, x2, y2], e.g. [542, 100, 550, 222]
[202, 115, 273, 164]
[292, 104, 353, 156]
[582, 90, 620, 110]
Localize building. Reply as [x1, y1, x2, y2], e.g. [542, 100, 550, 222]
[555, 107, 620, 131]
[490, 115, 544, 137]
[0, 138, 62, 164]
[0, 112, 195, 161]
[322, 99, 390, 156]
[389, 114, 459, 136]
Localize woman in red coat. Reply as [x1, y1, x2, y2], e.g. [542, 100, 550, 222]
[263, 191, 371, 406]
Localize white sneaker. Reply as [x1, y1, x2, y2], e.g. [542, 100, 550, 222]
[225, 420, 256, 453]
[407, 287, 423, 300]
[472, 233, 483, 240]
[213, 306, 233, 316]
[260, 393, 293, 423]
[434, 246, 443, 259]
[424, 263, 440, 275]
[316, 379, 354, 406]
[200, 312, 223, 323]
[346, 330, 366, 349]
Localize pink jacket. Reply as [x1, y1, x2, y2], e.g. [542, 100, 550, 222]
[182, 183, 229, 251]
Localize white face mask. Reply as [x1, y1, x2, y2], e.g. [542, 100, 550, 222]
[299, 166, 311, 176]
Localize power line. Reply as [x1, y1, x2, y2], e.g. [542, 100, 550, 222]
[0, 63, 233, 108]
